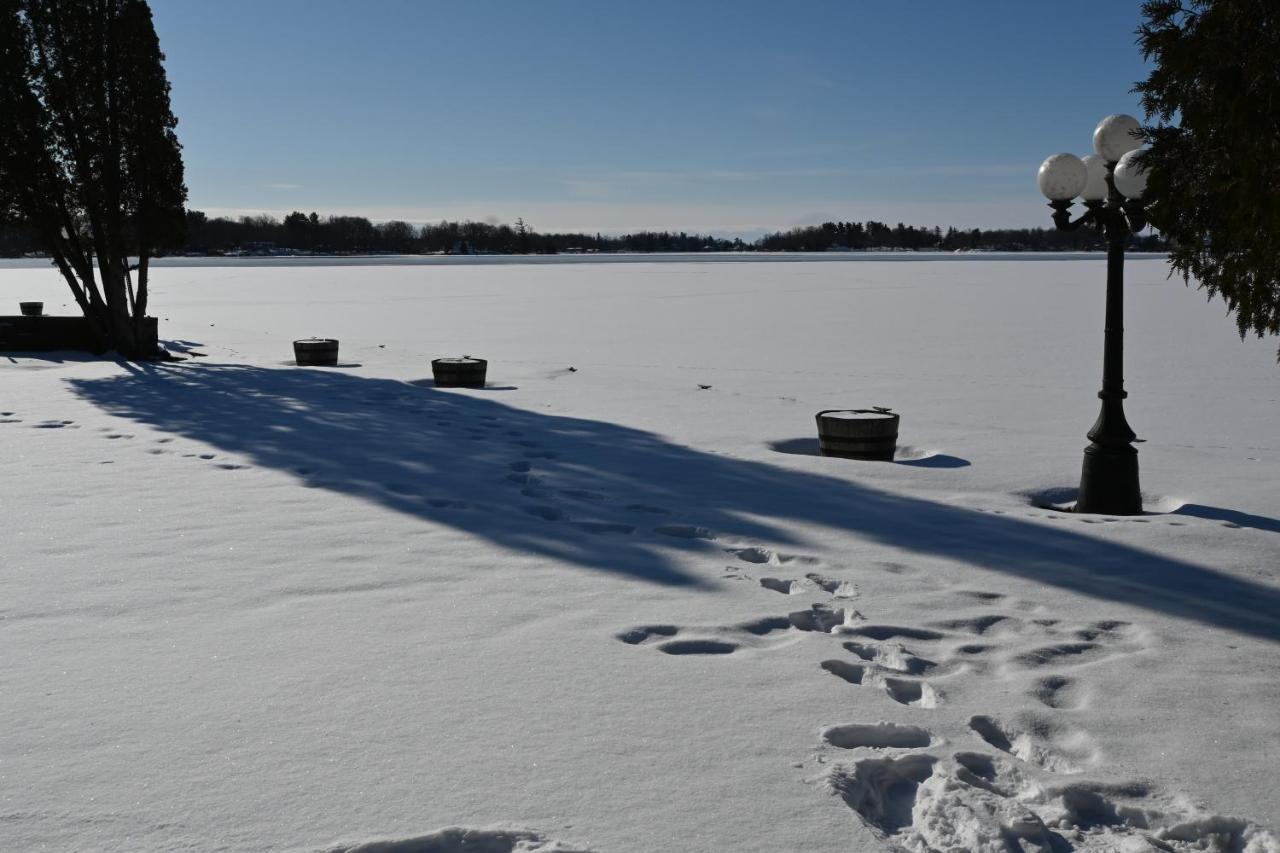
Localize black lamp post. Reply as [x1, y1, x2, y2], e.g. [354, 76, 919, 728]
[1037, 114, 1150, 515]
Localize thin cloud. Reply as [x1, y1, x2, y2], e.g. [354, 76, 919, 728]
[263, 182, 303, 190]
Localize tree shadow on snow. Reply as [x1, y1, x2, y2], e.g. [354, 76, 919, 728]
[69, 363, 1280, 641]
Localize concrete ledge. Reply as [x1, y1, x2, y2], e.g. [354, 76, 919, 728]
[0, 315, 157, 353]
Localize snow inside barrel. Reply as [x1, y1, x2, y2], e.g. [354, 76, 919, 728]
[815, 408, 899, 461]
[293, 338, 339, 366]
[432, 357, 487, 388]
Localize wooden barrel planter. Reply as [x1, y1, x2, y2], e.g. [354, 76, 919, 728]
[293, 338, 339, 366]
[19, 302, 42, 317]
[815, 408, 899, 461]
[432, 357, 487, 388]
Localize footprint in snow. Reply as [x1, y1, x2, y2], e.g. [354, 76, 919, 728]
[929, 614, 1022, 636]
[1031, 674, 1085, 710]
[658, 639, 738, 655]
[759, 577, 803, 595]
[1009, 620, 1142, 670]
[758, 573, 858, 598]
[826, 741, 1262, 853]
[822, 722, 932, 750]
[876, 561, 920, 575]
[820, 659, 869, 685]
[828, 754, 939, 836]
[819, 659, 943, 708]
[1071, 619, 1135, 642]
[616, 606, 851, 657]
[841, 641, 946, 677]
[968, 713, 1098, 774]
[883, 677, 941, 708]
[738, 580, 1265, 851]
[616, 625, 740, 656]
[827, 747, 1058, 848]
[951, 751, 1021, 797]
[570, 521, 635, 535]
[426, 498, 471, 510]
[559, 488, 607, 502]
[321, 826, 587, 853]
[844, 625, 946, 642]
[953, 590, 1007, 605]
[616, 625, 678, 644]
[653, 524, 715, 540]
[625, 503, 669, 514]
[727, 545, 824, 567]
[523, 504, 564, 521]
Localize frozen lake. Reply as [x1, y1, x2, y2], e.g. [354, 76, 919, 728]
[0, 256, 1276, 852]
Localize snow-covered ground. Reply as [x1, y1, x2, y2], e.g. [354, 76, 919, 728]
[1, 255, 1276, 852]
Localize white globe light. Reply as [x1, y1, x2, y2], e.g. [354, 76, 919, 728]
[1080, 154, 1110, 201]
[1037, 153, 1087, 200]
[1113, 149, 1148, 199]
[1093, 114, 1143, 162]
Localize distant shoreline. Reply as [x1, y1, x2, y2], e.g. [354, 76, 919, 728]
[0, 251, 1171, 270]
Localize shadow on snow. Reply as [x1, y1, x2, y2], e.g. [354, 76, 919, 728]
[68, 362, 1280, 642]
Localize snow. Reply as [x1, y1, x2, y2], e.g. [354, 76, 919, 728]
[821, 411, 897, 421]
[0, 254, 1276, 852]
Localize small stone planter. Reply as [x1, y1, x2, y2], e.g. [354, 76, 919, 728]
[19, 302, 42, 317]
[293, 338, 339, 366]
[432, 357, 487, 388]
[816, 408, 899, 461]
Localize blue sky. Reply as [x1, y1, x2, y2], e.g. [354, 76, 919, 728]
[152, 1, 1153, 235]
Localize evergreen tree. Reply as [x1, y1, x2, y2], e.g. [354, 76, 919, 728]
[1136, 0, 1280, 358]
[0, 0, 186, 357]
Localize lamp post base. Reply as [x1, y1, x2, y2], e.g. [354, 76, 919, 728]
[1076, 444, 1141, 515]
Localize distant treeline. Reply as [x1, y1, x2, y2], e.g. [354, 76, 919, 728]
[758, 221, 1168, 252]
[0, 210, 1168, 257]
[181, 211, 751, 255]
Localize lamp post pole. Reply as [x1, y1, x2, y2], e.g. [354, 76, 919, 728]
[1076, 166, 1142, 514]
[1039, 115, 1150, 515]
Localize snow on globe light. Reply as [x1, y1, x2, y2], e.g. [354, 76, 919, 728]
[1113, 149, 1148, 199]
[1092, 114, 1143, 162]
[1037, 153, 1087, 200]
[1080, 154, 1110, 201]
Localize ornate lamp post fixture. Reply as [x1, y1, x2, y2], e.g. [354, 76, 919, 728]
[1037, 114, 1150, 515]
